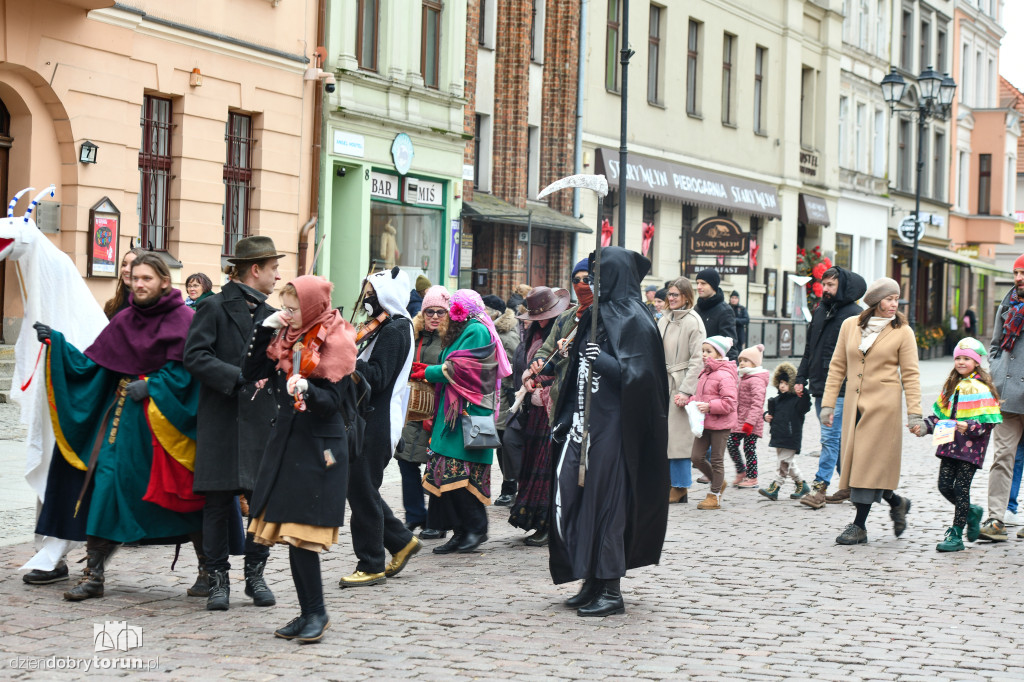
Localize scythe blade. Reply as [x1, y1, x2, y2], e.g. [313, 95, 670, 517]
[537, 174, 609, 201]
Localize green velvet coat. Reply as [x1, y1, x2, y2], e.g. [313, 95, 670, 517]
[423, 319, 495, 465]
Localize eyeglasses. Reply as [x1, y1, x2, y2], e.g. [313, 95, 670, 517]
[281, 306, 299, 315]
[666, 293, 681, 298]
[572, 276, 593, 285]
[423, 308, 448, 318]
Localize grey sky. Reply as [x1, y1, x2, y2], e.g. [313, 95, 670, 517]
[1003, 2, 1024, 91]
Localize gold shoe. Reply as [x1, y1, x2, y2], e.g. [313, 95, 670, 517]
[338, 570, 386, 588]
[384, 537, 422, 578]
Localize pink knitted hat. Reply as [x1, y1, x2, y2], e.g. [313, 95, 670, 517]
[738, 343, 764, 367]
[421, 285, 450, 312]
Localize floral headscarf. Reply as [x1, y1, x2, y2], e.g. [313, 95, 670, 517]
[450, 289, 512, 378]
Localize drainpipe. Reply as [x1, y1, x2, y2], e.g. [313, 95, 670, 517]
[297, 216, 318, 275]
[299, 0, 327, 276]
[572, 0, 587, 221]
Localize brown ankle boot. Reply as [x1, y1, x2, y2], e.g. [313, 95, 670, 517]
[800, 481, 828, 509]
[668, 487, 688, 504]
[825, 488, 850, 504]
[64, 538, 118, 601]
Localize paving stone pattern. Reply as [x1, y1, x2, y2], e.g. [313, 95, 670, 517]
[2, 359, 1024, 680]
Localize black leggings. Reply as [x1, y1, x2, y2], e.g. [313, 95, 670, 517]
[937, 458, 978, 528]
[727, 433, 758, 478]
[289, 545, 325, 617]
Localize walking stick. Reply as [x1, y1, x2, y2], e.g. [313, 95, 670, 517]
[537, 174, 609, 488]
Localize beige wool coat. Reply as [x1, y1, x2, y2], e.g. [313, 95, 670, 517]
[821, 316, 922, 491]
[659, 307, 706, 460]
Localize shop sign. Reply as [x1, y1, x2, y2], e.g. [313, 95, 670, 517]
[688, 265, 749, 277]
[370, 172, 400, 201]
[333, 130, 365, 158]
[404, 178, 443, 206]
[1015, 210, 1024, 234]
[799, 152, 819, 177]
[687, 217, 750, 256]
[391, 133, 414, 175]
[449, 220, 461, 276]
[463, 165, 475, 181]
[595, 148, 781, 219]
[798, 194, 830, 227]
[460, 233, 474, 270]
[897, 216, 924, 245]
[87, 197, 120, 278]
[957, 246, 980, 259]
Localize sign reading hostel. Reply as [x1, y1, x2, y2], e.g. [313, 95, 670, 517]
[688, 217, 750, 256]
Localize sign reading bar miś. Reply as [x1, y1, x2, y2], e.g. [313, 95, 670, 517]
[688, 217, 750, 256]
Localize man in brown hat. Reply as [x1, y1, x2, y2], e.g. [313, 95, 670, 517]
[184, 235, 285, 611]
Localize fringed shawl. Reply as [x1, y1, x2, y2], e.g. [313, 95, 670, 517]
[438, 342, 498, 429]
[933, 374, 1003, 424]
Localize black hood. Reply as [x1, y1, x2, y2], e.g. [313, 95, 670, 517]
[588, 246, 651, 304]
[830, 266, 867, 307]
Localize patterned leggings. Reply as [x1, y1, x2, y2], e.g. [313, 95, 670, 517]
[727, 433, 758, 478]
[937, 458, 978, 528]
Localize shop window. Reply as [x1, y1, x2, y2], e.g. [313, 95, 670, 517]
[223, 113, 254, 257]
[681, 204, 698, 272]
[978, 153, 992, 215]
[357, 0, 379, 72]
[421, 0, 442, 89]
[606, 0, 621, 92]
[139, 95, 172, 251]
[835, 233, 853, 269]
[370, 202, 442, 284]
[686, 19, 702, 116]
[642, 196, 658, 265]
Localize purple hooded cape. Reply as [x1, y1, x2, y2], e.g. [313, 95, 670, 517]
[85, 288, 193, 375]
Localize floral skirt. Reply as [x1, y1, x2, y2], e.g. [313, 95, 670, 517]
[422, 452, 492, 505]
[508, 404, 552, 532]
[248, 511, 338, 553]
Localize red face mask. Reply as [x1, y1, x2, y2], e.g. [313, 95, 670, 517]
[573, 280, 593, 311]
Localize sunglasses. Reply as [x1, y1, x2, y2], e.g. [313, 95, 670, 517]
[572, 276, 593, 285]
[423, 308, 448, 318]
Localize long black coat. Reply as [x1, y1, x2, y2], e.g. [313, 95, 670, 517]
[794, 267, 867, 397]
[242, 325, 364, 527]
[184, 281, 278, 493]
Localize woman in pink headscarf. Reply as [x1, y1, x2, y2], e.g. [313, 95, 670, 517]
[410, 289, 510, 554]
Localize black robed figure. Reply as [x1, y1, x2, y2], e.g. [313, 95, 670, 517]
[549, 246, 670, 617]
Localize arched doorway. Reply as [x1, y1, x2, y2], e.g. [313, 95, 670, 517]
[0, 96, 11, 339]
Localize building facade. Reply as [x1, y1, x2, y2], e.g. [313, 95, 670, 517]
[575, 0, 842, 333]
[321, 0, 468, 307]
[0, 0, 319, 339]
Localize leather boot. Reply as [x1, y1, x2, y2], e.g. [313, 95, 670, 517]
[187, 534, 210, 598]
[800, 481, 828, 509]
[206, 570, 230, 611]
[243, 557, 276, 606]
[565, 579, 603, 608]
[577, 584, 625, 617]
[64, 538, 117, 601]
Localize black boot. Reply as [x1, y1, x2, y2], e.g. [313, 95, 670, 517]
[64, 538, 117, 601]
[296, 611, 330, 644]
[244, 558, 276, 606]
[565, 579, 603, 608]
[432, 533, 465, 554]
[494, 480, 517, 506]
[187, 534, 210, 598]
[577, 579, 625, 617]
[206, 570, 230, 611]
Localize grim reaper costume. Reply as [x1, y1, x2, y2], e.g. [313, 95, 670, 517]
[549, 247, 669, 617]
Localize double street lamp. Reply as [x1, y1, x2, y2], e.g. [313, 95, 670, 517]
[879, 66, 957, 329]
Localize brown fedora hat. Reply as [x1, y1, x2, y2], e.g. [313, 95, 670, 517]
[516, 286, 571, 321]
[226, 235, 286, 264]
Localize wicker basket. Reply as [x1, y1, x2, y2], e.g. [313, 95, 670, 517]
[406, 380, 435, 422]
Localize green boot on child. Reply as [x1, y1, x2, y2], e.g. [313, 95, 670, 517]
[936, 526, 965, 552]
[758, 481, 781, 501]
[965, 504, 983, 542]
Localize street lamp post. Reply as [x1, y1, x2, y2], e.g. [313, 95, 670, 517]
[879, 66, 956, 329]
[617, 0, 634, 248]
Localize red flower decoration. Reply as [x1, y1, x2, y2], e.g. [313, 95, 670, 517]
[812, 282, 823, 297]
[449, 301, 469, 322]
[823, 257, 832, 268]
[812, 262, 827, 280]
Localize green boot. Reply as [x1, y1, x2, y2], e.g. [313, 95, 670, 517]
[966, 504, 983, 542]
[758, 481, 781, 501]
[789, 479, 811, 499]
[936, 526, 965, 552]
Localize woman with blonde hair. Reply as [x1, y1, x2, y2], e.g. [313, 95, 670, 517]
[659, 277, 706, 503]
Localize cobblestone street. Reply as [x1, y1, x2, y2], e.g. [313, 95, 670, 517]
[2, 359, 1024, 680]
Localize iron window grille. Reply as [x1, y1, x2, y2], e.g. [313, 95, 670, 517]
[138, 95, 172, 251]
[223, 113, 255, 257]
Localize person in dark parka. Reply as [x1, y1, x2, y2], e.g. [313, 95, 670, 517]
[550, 246, 670, 617]
[694, 268, 738, 361]
[729, 290, 749, 350]
[184, 236, 284, 611]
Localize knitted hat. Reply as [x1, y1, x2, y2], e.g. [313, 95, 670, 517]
[739, 343, 764, 367]
[772, 362, 797, 388]
[1015, 254, 1024, 271]
[572, 258, 589, 276]
[703, 335, 733, 358]
[645, 284, 658, 293]
[481, 294, 506, 314]
[654, 288, 668, 302]
[421, 285, 450, 311]
[730, 290, 740, 299]
[415, 275, 432, 294]
[954, 337, 987, 366]
[695, 268, 721, 291]
[863, 277, 900, 306]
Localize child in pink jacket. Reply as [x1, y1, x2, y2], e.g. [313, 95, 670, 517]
[687, 335, 738, 510]
[729, 344, 770, 488]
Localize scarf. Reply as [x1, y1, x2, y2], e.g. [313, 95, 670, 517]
[573, 280, 593, 316]
[858, 316, 891, 354]
[85, 288, 193, 375]
[450, 289, 511, 378]
[1000, 289, 1024, 353]
[266, 276, 357, 381]
[933, 373, 1002, 424]
[696, 289, 724, 312]
[438, 342, 498, 429]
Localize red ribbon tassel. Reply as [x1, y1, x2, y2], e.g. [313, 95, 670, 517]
[20, 339, 49, 392]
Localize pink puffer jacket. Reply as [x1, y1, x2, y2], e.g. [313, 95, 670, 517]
[731, 368, 770, 437]
[687, 357, 738, 431]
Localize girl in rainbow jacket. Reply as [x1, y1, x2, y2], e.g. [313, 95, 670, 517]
[912, 337, 1002, 552]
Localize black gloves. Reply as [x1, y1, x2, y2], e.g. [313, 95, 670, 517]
[33, 322, 52, 343]
[552, 422, 569, 444]
[584, 343, 601, 362]
[126, 380, 149, 402]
